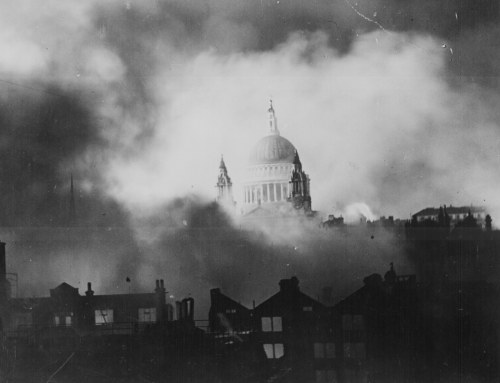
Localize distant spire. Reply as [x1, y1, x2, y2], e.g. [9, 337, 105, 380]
[216, 155, 234, 205]
[293, 150, 301, 165]
[219, 155, 227, 171]
[268, 98, 280, 135]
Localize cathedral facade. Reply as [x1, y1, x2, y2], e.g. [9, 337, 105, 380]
[217, 101, 313, 217]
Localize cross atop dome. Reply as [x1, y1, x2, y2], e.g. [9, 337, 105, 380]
[268, 98, 280, 136]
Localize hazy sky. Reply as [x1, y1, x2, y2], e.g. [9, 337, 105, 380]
[1, 1, 500, 307]
[0, 0, 499, 221]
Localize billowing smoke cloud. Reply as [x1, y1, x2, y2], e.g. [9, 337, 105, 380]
[1, 1, 500, 314]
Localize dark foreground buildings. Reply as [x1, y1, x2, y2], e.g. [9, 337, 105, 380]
[1, 207, 500, 383]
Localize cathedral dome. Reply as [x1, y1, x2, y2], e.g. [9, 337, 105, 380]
[249, 135, 297, 165]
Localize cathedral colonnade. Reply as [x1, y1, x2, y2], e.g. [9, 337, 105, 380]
[244, 182, 290, 204]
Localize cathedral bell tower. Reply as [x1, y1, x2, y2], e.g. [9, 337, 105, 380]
[288, 150, 312, 212]
[216, 156, 234, 206]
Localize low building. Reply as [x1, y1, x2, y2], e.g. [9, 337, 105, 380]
[413, 205, 487, 227]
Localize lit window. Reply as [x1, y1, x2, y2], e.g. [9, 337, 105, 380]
[95, 309, 114, 325]
[263, 343, 284, 359]
[273, 316, 282, 331]
[261, 316, 282, 332]
[54, 313, 73, 326]
[225, 308, 237, 314]
[261, 317, 272, 332]
[138, 308, 157, 323]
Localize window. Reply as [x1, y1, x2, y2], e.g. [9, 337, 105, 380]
[315, 369, 338, 383]
[342, 314, 364, 331]
[263, 343, 284, 359]
[343, 342, 366, 359]
[138, 308, 157, 323]
[225, 308, 237, 314]
[303, 306, 313, 312]
[262, 317, 272, 332]
[314, 342, 335, 359]
[54, 313, 73, 326]
[95, 309, 114, 325]
[261, 316, 282, 332]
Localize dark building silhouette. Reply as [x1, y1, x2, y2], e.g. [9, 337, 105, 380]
[332, 266, 418, 383]
[405, 210, 500, 381]
[322, 214, 345, 228]
[413, 205, 487, 228]
[209, 277, 335, 383]
[209, 287, 252, 337]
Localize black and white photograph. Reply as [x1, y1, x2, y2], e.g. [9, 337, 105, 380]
[1, 1, 500, 382]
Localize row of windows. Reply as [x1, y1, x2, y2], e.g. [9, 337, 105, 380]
[95, 308, 157, 324]
[418, 213, 484, 221]
[54, 308, 157, 326]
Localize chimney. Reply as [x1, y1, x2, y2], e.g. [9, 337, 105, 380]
[85, 282, 94, 296]
[183, 298, 194, 322]
[155, 279, 166, 323]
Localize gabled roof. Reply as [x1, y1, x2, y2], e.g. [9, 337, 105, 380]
[50, 282, 79, 297]
[255, 290, 325, 315]
[254, 278, 325, 315]
[210, 289, 250, 313]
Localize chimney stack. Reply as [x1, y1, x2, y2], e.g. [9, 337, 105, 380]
[86, 282, 94, 296]
[155, 279, 166, 323]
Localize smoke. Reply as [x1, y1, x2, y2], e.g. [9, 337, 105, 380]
[1, 0, 500, 313]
